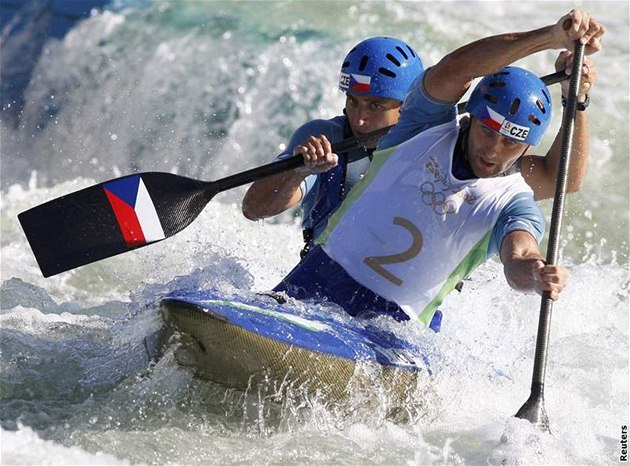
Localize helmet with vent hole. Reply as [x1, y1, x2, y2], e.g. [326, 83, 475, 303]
[339, 37, 423, 102]
[466, 66, 552, 146]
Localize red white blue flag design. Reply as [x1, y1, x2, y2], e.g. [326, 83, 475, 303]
[479, 106, 505, 132]
[478, 105, 530, 142]
[339, 72, 371, 93]
[103, 175, 165, 248]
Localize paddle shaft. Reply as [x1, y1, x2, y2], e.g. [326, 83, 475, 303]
[516, 43, 586, 430]
[213, 125, 393, 192]
[215, 70, 568, 194]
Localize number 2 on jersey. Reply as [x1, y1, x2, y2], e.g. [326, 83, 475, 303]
[363, 216, 423, 286]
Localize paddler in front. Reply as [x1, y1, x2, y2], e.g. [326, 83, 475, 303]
[271, 9, 604, 330]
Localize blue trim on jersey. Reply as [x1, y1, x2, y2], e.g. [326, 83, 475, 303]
[490, 192, 545, 257]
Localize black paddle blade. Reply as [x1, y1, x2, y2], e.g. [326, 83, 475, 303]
[18, 172, 216, 277]
[515, 382, 550, 432]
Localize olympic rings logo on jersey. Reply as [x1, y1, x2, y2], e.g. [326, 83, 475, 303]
[420, 181, 458, 215]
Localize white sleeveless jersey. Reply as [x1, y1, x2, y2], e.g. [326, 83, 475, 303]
[317, 120, 533, 327]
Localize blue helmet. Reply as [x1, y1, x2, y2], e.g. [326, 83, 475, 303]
[466, 66, 552, 146]
[339, 37, 423, 102]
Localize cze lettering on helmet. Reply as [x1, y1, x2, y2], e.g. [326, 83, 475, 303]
[500, 120, 530, 141]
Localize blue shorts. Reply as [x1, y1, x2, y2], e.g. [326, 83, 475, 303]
[274, 246, 442, 332]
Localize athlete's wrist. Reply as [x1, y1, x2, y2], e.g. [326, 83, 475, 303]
[561, 93, 590, 111]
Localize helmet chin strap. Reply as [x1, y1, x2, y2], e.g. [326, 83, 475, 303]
[504, 145, 531, 176]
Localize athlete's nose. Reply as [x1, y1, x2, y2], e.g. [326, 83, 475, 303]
[355, 105, 371, 125]
[483, 133, 503, 158]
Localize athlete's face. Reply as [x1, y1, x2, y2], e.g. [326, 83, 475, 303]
[466, 118, 529, 178]
[344, 93, 401, 147]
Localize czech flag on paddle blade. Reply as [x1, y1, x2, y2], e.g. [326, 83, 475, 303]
[103, 175, 166, 248]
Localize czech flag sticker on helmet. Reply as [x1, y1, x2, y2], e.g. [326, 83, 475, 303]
[479, 106, 530, 142]
[339, 72, 371, 93]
